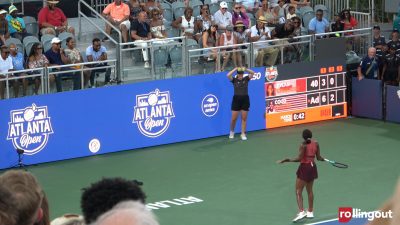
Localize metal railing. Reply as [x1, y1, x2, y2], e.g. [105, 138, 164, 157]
[311, 0, 349, 20]
[0, 60, 117, 99]
[78, 0, 122, 79]
[351, 11, 371, 30]
[90, 0, 113, 16]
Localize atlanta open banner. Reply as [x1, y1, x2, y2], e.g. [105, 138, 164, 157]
[0, 68, 266, 169]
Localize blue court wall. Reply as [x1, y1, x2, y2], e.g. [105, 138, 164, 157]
[386, 85, 400, 123]
[352, 78, 383, 120]
[0, 68, 266, 169]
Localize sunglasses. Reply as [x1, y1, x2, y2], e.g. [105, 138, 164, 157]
[235, 7, 241, 9]
[9, 47, 17, 50]
[293, 21, 300, 24]
[222, 8, 227, 10]
[2, 51, 10, 54]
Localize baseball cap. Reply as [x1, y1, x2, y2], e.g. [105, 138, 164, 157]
[220, 1, 228, 8]
[51, 37, 61, 44]
[373, 25, 380, 30]
[0, 9, 7, 15]
[47, 0, 60, 4]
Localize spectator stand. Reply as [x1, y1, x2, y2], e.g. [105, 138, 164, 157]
[0, 68, 46, 99]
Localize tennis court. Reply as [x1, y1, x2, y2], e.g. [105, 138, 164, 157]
[14, 117, 400, 225]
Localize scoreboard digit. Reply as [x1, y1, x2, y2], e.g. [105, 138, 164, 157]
[307, 77, 320, 91]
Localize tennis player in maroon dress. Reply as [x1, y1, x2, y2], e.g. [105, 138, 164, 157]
[278, 129, 325, 222]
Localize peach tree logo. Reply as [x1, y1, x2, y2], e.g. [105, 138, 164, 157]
[133, 89, 175, 138]
[7, 103, 54, 155]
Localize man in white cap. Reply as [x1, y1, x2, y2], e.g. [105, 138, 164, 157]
[38, 0, 75, 35]
[213, 1, 233, 32]
[45, 37, 81, 92]
[6, 5, 31, 41]
[0, 45, 13, 99]
[0, 9, 10, 46]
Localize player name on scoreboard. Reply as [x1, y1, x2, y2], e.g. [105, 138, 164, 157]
[265, 64, 347, 128]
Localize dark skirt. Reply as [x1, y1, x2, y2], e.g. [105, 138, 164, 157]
[296, 163, 318, 182]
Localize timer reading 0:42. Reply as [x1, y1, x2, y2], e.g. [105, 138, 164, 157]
[292, 112, 305, 121]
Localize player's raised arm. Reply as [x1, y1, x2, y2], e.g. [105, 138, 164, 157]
[227, 67, 238, 81]
[245, 68, 255, 80]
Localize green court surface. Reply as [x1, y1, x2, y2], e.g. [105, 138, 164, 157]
[9, 118, 400, 225]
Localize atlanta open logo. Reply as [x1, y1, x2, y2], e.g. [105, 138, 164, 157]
[7, 103, 54, 155]
[133, 89, 175, 138]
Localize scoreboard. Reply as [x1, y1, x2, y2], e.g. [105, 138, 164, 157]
[265, 60, 347, 129]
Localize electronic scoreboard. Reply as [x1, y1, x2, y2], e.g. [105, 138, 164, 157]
[265, 59, 347, 129]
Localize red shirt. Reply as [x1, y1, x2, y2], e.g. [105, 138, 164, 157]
[300, 140, 317, 164]
[38, 7, 67, 28]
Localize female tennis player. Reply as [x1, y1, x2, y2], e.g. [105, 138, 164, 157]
[278, 129, 325, 222]
[227, 67, 255, 140]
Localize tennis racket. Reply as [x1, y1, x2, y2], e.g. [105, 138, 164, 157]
[324, 158, 348, 169]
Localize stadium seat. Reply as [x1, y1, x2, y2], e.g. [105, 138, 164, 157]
[169, 45, 183, 76]
[210, 3, 220, 15]
[172, 2, 185, 19]
[43, 40, 52, 52]
[22, 16, 36, 24]
[299, 6, 313, 17]
[25, 22, 39, 37]
[225, 0, 234, 10]
[58, 32, 74, 48]
[247, 13, 256, 27]
[189, 0, 203, 17]
[161, 3, 173, 23]
[5, 38, 24, 54]
[153, 47, 169, 79]
[23, 36, 40, 47]
[25, 41, 39, 56]
[314, 4, 329, 21]
[41, 34, 55, 43]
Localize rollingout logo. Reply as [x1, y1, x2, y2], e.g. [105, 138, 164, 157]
[338, 207, 393, 223]
[7, 103, 54, 155]
[133, 89, 175, 138]
[201, 94, 219, 117]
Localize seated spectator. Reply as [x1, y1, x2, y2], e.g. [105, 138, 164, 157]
[202, 24, 219, 65]
[93, 201, 159, 225]
[273, 0, 288, 19]
[256, 0, 278, 27]
[143, 0, 162, 16]
[86, 38, 112, 87]
[9, 43, 28, 97]
[271, 19, 294, 39]
[38, 0, 75, 35]
[213, 1, 233, 32]
[81, 177, 146, 224]
[0, 45, 13, 99]
[218, 25, 238, 71]
[291, 16, 302, 36]
[357, 47, 379, 80]
[0, 9, 9, 45]
[331, 13, 344, 36]
[28, 43, 49, 95]
[232, 3, 250, 29]
[308, 9, 329, 35]
[289, 0, 310, 9]
[127, 0, 143, 22]
[286, 5, 297, 20]
[130, 11, 152, 68]
[382, 45, 400, 85]
[233, 20, 250, 67]
[250, 16, 278, 66]
[195, 4, 214, 41]
[64, 37, 91, 87]
[102, 0, 130, 43]
[45, 37, 81, 92]
[6, 5, 31, 41]
[341, 9, 358, 34]
[172, 7, 195, 40]
[239, 0, 260, 13]
[150, 9, 167, 39]
[0, 170, 48, 225]
[0, 184, 17, 225]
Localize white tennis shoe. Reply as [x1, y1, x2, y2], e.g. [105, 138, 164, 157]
[306, 211, 314, 218]
[293, 211, 307, 222]
[229, 131, 234, 139]
[240, 134, 247, 140]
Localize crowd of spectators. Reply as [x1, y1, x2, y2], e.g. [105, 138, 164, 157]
[0, 170, 158, 225]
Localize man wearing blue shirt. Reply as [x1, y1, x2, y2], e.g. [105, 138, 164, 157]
[6, 5, 30, 41]
[45, 37, 81, 92]
[86, 38, 111, 87]
[9, 43, 28, 97]
[357, 47, 380, 80]
[308, 9, 329, 35]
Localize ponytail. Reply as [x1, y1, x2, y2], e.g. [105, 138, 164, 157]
[302, 129, 312, 144]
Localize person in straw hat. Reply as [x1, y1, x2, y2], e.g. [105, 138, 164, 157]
[38, 0, 75, 35]
[249, 16, 279, 66]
